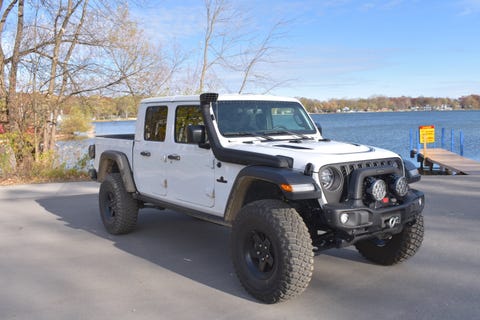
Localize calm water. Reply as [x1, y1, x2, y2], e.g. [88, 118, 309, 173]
[57, 111, 480, 168]
[93, 120, 137, 135]
[310, 111, 480, 162]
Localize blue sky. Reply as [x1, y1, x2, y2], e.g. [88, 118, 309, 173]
[132, 0, 480, 100]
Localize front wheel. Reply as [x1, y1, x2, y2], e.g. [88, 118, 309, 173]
[231, 200, 314, 303]
[99, 173, 139, 235]
[355, 214, 424, 265]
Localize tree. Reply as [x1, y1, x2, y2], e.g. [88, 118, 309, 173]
[58, 106, 91, 135]
[194, 0, 289, 94]
[0, 1, 18, 111]
[234, 20, 290, 94]
[198, 0, 226, 93]
[0, 0, 23, 130]
[103, 6, 182, 98]
[1, 0, 178, 172]
[459, 95, 480, 109]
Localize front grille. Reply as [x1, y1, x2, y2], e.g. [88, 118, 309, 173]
[322, 158, 403, 204]
[339, 159, 402, 177]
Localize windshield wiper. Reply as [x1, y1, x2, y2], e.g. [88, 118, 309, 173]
[223, 132, 274, 141]
[264, 130, 313, 140]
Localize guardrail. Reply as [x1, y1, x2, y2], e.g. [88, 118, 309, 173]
[410, 128, 464, 156]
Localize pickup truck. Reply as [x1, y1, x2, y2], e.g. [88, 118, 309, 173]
[89, 93, 425, 303]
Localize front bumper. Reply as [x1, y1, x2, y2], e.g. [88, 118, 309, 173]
[322, 189, 424, 239]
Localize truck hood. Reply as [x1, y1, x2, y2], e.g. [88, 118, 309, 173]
[227, 139, 400, 171]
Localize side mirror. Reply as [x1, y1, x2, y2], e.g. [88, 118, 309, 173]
[187, 125, 206, 144]
[403, 159, 421, 184]
[315, 122, 323, 135]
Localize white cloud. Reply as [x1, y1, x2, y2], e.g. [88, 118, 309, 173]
[457, 0, 480, 15]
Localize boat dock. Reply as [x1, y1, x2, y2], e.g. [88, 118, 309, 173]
[412, 148, 480, 175]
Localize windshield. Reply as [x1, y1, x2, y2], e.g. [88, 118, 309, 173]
[213, 100, 316, 138]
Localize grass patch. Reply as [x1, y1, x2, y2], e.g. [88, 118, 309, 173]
[0, 144, 92, 186]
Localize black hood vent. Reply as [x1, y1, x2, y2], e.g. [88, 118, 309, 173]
[274, 144, 313, 150]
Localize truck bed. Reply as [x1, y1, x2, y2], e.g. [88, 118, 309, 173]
[93, 134, 135, 170]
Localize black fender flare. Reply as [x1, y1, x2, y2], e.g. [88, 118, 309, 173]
[224, 166, 322, 223]
[98, 150, 137, 193]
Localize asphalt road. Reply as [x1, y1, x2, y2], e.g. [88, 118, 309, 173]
[0, 176, 479, 320]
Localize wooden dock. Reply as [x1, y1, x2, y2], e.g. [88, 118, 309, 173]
[414, 148, 480, 175]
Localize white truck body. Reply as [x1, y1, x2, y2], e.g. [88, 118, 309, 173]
[90, 93, 424, 303]
[94, 94, 401, 217]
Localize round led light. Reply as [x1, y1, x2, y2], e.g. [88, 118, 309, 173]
[391, 176, 409, 197]
[319, 167, 335, 189]
[340, 213, 349, 224]
[367, 178, 387, 201]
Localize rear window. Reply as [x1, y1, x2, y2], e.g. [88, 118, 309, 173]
[144, 106, 168, 141]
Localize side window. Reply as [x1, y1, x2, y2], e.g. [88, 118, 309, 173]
[175, 105, 203, 143]
[144, 106, 168, 141]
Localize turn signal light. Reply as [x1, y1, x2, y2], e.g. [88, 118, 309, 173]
[280, 183, 315, 193]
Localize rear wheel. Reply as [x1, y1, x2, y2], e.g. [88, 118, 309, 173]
[355, 214, 424, 265]
[99, 173, 139, 235]
[231, 200, 314, 303]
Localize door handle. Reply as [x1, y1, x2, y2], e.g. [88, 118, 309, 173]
[140, 151, 151, 157]
[167, 154, 181, 161]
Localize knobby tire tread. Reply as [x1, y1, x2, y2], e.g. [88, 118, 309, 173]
[99, 173, 138, 235]
[232, 200, 314, 303]
[355, 214, 424, 266]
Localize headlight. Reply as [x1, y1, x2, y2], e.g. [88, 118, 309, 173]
[365, 177, 387, 201]
[319, 167, 341, 191]
[319, 167, 334, 189]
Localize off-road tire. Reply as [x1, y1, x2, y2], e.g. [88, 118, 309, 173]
[231, 200, 314, 304]
[355, 214, 424, 265]
[99, 173, 139, 235]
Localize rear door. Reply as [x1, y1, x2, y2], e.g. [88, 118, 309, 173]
[133, 105, 169, 197]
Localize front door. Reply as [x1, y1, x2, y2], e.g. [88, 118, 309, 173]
[166, 105, 216, 208]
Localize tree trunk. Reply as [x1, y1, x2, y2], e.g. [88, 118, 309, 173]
[0, 1, 19, 121]
[6, 0, 23, 131]
[44, 0, 80, 152]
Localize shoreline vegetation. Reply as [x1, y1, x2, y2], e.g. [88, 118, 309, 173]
[298, 94, 480, 113]
[0, 137, 91, 186]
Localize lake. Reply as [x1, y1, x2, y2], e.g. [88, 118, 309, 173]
[58, 110, 480, 169]
[311, 110, 480, 162]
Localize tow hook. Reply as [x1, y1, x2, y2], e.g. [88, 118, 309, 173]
[386, 216, 401, 229]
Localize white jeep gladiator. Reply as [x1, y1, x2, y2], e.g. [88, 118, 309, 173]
[89, 93, 425, 303]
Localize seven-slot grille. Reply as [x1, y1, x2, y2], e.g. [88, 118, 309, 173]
[322, 158, 404, 204]
[339, 158, 403, 177]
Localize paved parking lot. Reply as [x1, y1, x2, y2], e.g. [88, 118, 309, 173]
[0, 176, 479, 320]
